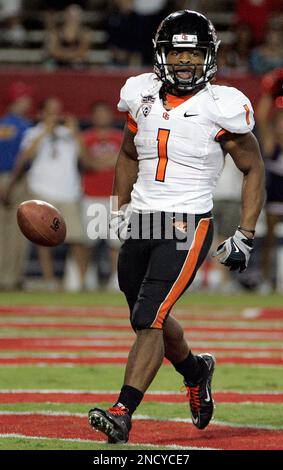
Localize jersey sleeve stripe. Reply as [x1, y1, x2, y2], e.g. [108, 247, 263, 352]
[214, 128, 228, 141]
[127, 113, 138, 134]
[151, 218, 211, 329]
[243, 104, 250, 125]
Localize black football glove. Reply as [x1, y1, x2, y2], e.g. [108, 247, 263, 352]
[212, 229, 254, 273]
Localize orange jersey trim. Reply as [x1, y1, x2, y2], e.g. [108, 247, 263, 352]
[165, 93, 192, 109]
[151, 218, 211, 329]
[243, 104, 250, 125]
[215, 128, 228, 142]
[127, 113, 138, 134]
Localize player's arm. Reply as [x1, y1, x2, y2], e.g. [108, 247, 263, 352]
[112, 124, 138, 211]
[221, 131, 265, 235]
[212, 131, 265, 272]
[109, 124, 138, 240]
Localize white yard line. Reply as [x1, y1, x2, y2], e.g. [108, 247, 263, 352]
[0, 433, 217, 450]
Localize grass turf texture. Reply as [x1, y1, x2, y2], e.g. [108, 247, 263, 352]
[0, 291, 282, 450]
[0, 402, 282, 427]
[0, 365, 283, 391]
[0, 291, 282, 308]
[0, 438, 180, 451]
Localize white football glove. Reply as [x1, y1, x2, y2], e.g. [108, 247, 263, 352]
[212, 229, 254, 273]
[109, 211, 129, 242]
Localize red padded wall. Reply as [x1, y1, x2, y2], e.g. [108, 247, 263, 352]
[0, 69, 262, 119]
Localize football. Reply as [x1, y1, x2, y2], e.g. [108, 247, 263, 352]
[17, 200, 66, 247]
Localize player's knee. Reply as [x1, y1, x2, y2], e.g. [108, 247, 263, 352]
[131, 306, 159, 330]
[131, 313, 152, 330]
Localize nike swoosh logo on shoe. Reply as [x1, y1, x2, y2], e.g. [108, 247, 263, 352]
[192, 415, 199, 425]
[204, 386, 211, 402]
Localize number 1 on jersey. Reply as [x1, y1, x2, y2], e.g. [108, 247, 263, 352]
[156, 129, 170, 182]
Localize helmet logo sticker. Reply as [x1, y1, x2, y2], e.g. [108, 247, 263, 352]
[172, 34, 198, 44]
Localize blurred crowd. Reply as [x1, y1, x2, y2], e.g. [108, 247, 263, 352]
[0, 0, 283, 293]
[0, 82, 123, 292]
[0, 1, 282, 72]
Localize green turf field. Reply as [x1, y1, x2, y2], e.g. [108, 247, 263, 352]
[0, 290, 282, 307]
[0, 364, 282, 391]
[0, 291, 282, 450]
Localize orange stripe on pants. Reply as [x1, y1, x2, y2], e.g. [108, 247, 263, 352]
[151, 218, 211, 329]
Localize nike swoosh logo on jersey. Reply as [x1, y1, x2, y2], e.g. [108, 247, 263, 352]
[184, 112, 199, 118]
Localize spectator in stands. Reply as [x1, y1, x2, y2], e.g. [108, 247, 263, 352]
[256, 68, 283, 292]
[250, 18, 283, 75]
[234, 0, 283, 45]
[4, 15, 26, 48]
[4, 97, 88, 290]
[0, 0, 22, 19]
[45, 4, 91, 69]
[0, 81, 33, 290]
[81, 101, 123, 290]
[217, 23, 253, 75]
[106, 0, 141, 66]
[133, 0, 168, 65]
[37, 0, 87, 9]
[0, 0, 26, 47]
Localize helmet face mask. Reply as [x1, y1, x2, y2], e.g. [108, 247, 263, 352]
[153, 10, 221, 93]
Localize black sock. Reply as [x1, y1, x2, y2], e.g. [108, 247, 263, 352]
[115, 385, 144, 416]
[173, 351, 203, 384]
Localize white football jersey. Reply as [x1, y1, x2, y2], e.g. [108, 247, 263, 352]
[118, 73, 254, 214]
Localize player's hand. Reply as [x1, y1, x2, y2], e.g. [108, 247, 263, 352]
[212, 229, 254, 273]
[109, 211, 129, 242]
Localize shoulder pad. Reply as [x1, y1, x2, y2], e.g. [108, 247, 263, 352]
[208, 85, 255, 134]
[117, 73, 162, 117]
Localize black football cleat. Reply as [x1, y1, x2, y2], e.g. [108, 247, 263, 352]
[185, 353, 215, 429]
[88, 405, 132, 443]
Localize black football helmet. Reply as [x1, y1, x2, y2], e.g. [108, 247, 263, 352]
[153, 10, 220, 92]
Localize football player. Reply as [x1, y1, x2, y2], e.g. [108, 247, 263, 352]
[89, 10, 265, 443]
